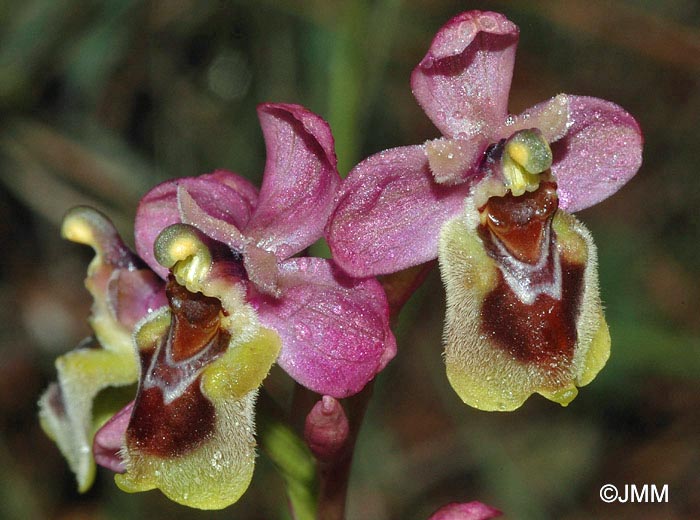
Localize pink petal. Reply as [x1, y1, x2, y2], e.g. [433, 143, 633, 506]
[326, 145, 470, 277]
[250, 258, 396, 398]
[551, 95, 643, 212]
[206, 169, 259, 210]
[425, 136, 490, 185]
[244, 103, 340, 259]
[242, 243, 281, 297]
[429, 501, 502, 520]
[107, 269, 166, 330]
[93, 401, 134, 474]
[135, 172, 257, 277]
[177, 184, 249, 251]
[411, 11, 519, 139]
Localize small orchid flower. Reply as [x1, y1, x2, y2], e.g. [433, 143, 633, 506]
[429, 501, 502, 520]
[38, 207, 165, 492]
[85, 103, 395, 509]
[304, 396, 350, 462]
[327, 11, 642, 411]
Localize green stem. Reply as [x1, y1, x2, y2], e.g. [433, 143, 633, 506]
[258, 392, 318, 520]
[327, 1, 367, 176]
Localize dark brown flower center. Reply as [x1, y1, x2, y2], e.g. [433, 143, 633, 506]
[480, 182, 558, 264]
[167, 279, 225, 362]
[127, 278, 231, 457]
[477, 183, 584, 368]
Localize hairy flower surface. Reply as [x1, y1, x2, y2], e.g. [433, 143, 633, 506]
[40, 103, 395, 509]
[327, 11, 642, 411]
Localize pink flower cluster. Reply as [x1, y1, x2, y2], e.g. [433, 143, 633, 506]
[40, 10, 642, 513]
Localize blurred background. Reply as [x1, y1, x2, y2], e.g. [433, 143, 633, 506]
[1, 0, 698, 518]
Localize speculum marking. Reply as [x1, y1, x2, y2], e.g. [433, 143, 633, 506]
[477, 183, 584, 367]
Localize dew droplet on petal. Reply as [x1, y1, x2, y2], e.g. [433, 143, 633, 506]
[295, 323, 310, 339]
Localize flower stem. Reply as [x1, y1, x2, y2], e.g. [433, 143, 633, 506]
[379, 261, 436, 322]
[309, 262, 435, 518]
[267, 262, 435, 518]
[258, 391, 318, 520]
[315, 382, 373, 520]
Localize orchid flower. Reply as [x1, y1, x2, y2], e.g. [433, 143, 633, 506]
[327, 11, 642, 411]
[429, 501, 502, 520]
[40, 103, 395, 510]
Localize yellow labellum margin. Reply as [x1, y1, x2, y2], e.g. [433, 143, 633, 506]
[115, 224, 281, 510]
[438, 190, 610, 411]
[115, 311, 280, 509]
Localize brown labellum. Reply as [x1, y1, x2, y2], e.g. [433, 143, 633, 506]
[480, 262, 583, 367]
[166, 279, 226, 362]
[477, 182, 583, 369]
[128, 381, 215, 457]
[479, 182, 558, 264]
[127, 277, 230, 457]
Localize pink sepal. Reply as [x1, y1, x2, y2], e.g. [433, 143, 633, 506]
[411, 11, 518, 138]
[244, 103, 340, 259]
[327, 145, 470, 277]
[250, 258, 396, 398]
[551, 95, 643, 212]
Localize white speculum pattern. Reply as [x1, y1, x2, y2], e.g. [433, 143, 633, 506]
[488, 223, 562, 306]
[143, 324, 226, 405]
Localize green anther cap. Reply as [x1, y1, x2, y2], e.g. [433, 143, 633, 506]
[502, 129, 553, 196]
[505, 129, 552, 174]
[154, 224, 212, 288]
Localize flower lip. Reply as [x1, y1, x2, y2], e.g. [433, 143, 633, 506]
[129, 379, 217, 458]
[164, 276, 228, 363]
[127, 279, 233, 458]
[38, 205, 162, 492]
